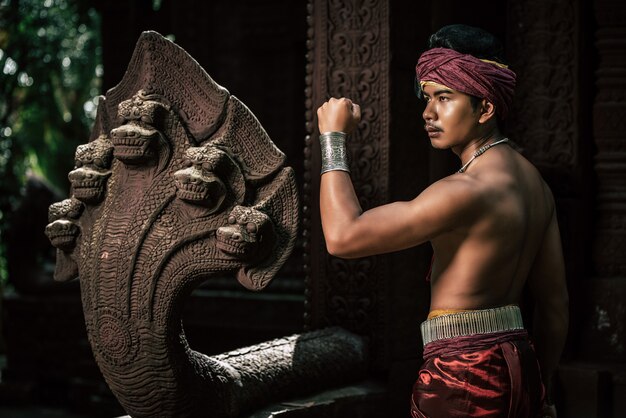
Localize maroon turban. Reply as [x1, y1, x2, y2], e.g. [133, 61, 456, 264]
[415, 47, 516, 119]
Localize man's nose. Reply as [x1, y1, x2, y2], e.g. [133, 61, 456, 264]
[422, 103, 435, 121]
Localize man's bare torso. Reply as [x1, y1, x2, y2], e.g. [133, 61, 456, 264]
[429, 143, 554, 311]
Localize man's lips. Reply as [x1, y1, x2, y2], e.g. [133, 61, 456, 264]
[424, 124, 442, 132]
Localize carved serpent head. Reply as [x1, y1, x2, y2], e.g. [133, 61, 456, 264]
[45, 197, 84, 252]
[216, 205, 274, 262]
[110, 91, 171, 165]
[110, 123, 161, 165]
[117, 89, 170, 126]
[173, 146, 240, 213]
[68, 136, 113, 204]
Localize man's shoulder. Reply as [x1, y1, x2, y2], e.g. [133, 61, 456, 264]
[425, 173, 489, 201]
[416, 174, 489, 216]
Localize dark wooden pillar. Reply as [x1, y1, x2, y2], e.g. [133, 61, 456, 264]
[304, 4, 431, 415]
[305, 0, 393, 366]
[588, 0, 626, 355]
[582, 3, 626, 416]
[508, 0, 626, 416]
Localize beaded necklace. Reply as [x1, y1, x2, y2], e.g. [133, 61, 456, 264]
[458, 138, 509, 173]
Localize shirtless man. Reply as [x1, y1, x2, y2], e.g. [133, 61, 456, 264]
[316, 25, 568, 417]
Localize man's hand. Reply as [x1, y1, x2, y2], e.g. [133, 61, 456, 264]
[317, 97, 361, 134]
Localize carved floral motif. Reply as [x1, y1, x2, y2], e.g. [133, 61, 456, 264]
[506, 0, 578, 167]
[591, 0, 626, 279]
[304, 0, 390, 366]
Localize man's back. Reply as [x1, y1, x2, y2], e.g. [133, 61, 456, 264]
[430, 143, 556, 311]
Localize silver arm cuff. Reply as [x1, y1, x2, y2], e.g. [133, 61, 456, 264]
[319, 131, 350, 174]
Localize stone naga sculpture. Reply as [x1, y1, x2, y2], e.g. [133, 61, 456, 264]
[46, 32, 366, 417]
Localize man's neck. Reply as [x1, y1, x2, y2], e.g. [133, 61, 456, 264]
[453, 128, 503, 168]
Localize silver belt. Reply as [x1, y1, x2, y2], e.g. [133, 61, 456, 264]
[420, 305, 524, 346]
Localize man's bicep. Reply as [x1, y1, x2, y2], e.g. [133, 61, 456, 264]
[337, 181, 473, 257]
[401, 183, 470, 241]
[358, 200, 444, 247]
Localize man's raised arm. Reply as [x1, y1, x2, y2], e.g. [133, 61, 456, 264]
[316, 98, 481, 259]
[316, 97, 363, 256]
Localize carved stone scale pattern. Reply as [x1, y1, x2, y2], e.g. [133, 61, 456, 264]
[46, 32, 367, 418]
[506, 0, 578, 168]
[304, 0, 390, 367]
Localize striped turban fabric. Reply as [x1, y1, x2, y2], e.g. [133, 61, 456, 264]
[415, 47, 516, 119]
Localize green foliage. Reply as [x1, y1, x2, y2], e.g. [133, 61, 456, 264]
[0, 0, 101, 285]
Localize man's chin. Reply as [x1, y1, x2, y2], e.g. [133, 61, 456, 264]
[429, 138, 448, 149]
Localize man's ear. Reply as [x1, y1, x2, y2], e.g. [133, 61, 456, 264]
[478, 99, 497, 124]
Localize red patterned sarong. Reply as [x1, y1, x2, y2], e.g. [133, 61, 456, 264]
[411, 330, 544, 417]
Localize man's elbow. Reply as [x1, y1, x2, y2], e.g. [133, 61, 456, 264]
[324, 234, 360, 259]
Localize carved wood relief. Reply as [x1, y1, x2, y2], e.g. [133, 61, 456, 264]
[506, 0, 626, 366]
[592, 0, 626, 279]
[305, 0, 391, 367]
[507, 0, 578, 168]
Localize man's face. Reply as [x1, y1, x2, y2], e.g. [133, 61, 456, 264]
[421, 83, 482, 149]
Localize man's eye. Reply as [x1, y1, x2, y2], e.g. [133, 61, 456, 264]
[439, 96, 450, 101]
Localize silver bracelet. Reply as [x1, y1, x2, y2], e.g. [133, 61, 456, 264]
[319, 131, 350, 174]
